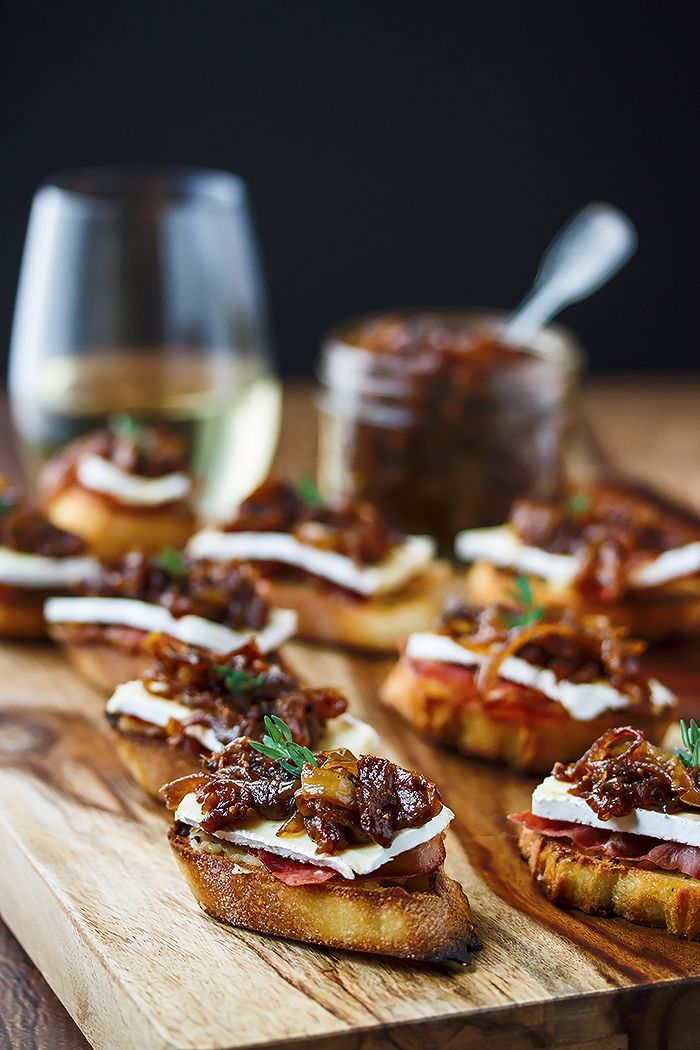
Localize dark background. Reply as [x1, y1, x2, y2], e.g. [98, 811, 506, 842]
[1, 2, 697, 377]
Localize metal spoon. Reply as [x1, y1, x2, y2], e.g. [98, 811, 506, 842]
[503, 202, 638, 347]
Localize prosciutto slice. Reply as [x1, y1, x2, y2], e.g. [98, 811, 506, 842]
[510, 811, 700, 879]
[257, 850, 337, 886]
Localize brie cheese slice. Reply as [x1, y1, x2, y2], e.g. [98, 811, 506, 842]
[0, 547, 100, 589]
[77, 453, 192, 507]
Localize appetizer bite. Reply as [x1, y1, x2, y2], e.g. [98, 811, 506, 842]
[45, 550, 296, 693]
[512, 723, 700, 939]
[107, 634, 379, 798]
[187, 478, 449, 652]
[0, 478, 98, 639]
[457, 482, 700, 640]
[39, 417, 197, 559]
[380, 583, 675, 772]
[164, 727, 479, 962]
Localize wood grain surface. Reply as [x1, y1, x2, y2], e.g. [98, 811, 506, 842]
[2, 378, 700, 1050]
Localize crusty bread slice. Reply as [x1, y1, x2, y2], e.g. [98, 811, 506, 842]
[380, 659, 673, 773]
[259, 561, 452, 652]
[168, 825, 479, 962]
[464, 561, 700, 641]
[0, 596, 46, 639]
[518, 825, 700, 939]
[45, 484, 196, 560]
[52, 638, 151, 694]
[114, 733, 200, 800]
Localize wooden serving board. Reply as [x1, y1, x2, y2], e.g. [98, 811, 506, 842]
[1, 640, 700, 1050]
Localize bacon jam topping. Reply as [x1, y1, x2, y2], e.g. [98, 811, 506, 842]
[129, 635, 347, 750]
[78, 551, 269, 629]
[509, 483, 700, 600]
[0, 479, 85, 558]
[436, 598, 657, 706]
[553, 726, 700, 819]
[163, 737, 443, 855]
[222, 477, 401, 566]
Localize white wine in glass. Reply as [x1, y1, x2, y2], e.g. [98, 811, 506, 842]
[9, 167, 281, 520]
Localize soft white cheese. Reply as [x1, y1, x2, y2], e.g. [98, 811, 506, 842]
[77, 453, 192, 507]
[0, 547, 99, 589]
[187, 527, 435, 597]
[404, 631, 676, 721]
[106, 678, 380, 755]
[455, 524, 700, 592]
[44, 596, 297, 653]
[175, 792, 453, 880]
[532, 775, 700, 847]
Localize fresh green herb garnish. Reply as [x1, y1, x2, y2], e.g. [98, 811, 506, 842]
[214, 665, 267, 694]
[109, 412, 144, 442]
[249, 714, 318, 777]
[676, 719, 700, 769]
[297, 475, 325, 508]
[501, 574, 544, 628]
[566, 491, 591, 518]
[152, 546, 187, 576]
[0, 493, 16, 516]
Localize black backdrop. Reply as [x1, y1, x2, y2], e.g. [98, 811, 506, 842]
[1, 2, 697, 376]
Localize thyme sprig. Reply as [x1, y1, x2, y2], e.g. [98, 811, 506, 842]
[676, 719, 700, 769]
[249, 714, 317, 776]
[109, 412, 144, 443]
[501, 574, 544, 629]
[214, 664, 267, 694]
[297, 475, 325, 508]
[152, 546, 187, 576]
[566, 491, 591, 518]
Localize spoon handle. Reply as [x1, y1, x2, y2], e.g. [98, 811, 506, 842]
[503, 202, 637, 346]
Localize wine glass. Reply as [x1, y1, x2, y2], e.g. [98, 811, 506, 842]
[9, 166, 281, 520]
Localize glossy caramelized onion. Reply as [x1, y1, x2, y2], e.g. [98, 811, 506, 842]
[0, 479, 85, 557]
[438, 600, 655, 707]
[163, 738, 443, 854]
[78, 552, 269, 629]
[553, 726, 700, 819]
[138, 635, 346, 749]
[222, 477, 401, 566]
[510, 483, 700, 600]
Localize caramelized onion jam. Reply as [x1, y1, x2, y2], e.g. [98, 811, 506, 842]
[0, 477, 85, 558]
[554, 726, 700, 819]
[434, 599, 657, 707]
[78, 552, 269, 629]
[510, 482, 700, 600]
[118, 634, 347, 750]
[222, 477, 401, 566]
[163, 738, 443, 855]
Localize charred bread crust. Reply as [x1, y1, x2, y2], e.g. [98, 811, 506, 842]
[51, 637, 151, 694]
[0, 595, 46, 639]
[258, 561, 452, 653]
[113, 732, 200, 800]
[44, 484, 196, 559]
[518, 825, 700, 939]
[168, 825, 479, 962]
[465, 561, 700, 641]
[380, 660, 673, 773]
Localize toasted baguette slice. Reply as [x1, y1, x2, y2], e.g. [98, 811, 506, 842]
[115, 734, 200, 799]
[45, 485, 196, 560]
[168, 825, 479, 962]
[0, 595, 46, 639]
[380, 660, 673, 773]
[52, 637, 151, 694]
[518, 825, 700, 939]
[259, 561, 452, 652]
[465, 561, 700, 641]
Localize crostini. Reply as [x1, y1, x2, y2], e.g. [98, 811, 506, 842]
[187, 478, 450, 652]
[0, 478, 98, 639]
[45, 550, 296, 693]
[457, 481, 700, 640]
[380, 588, 675, 772]
[164, 729, 480, 962]
[107, 633, 379, 798]
[512, 723, 700, 939]
[39, 417, 197, 559]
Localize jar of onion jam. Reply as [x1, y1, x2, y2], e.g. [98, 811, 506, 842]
[317, 309, 584, 552]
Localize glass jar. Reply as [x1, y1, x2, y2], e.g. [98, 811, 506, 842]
[317, 308, 584, 552]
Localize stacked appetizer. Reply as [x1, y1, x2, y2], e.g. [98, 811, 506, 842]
[381, 581, 676, 772]
[39, 417, 197, 558]
[107, 634, 378, 798]
[0, 478, 98, 639]
[45, 549, 296, 692]
[512, 722, 700, 939]
[187, 478, 449, 651]
[457, 482, 700, 639]
[163, 725, 480, 961]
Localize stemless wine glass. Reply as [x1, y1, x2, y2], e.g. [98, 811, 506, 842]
[9, 166, 281, 520]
